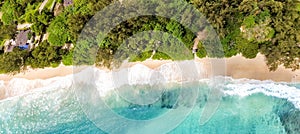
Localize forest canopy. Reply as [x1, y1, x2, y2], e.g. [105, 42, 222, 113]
[0, 0, 299, 73]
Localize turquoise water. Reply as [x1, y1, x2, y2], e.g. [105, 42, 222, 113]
[0, 80, 300, 133]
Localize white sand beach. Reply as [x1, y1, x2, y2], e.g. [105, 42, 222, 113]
[0, 54, 299, 83]
[0, 54, 299, 100]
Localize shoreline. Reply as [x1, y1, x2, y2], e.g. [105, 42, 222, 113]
[0, 54, 299, 100]
[0, 54, 299, 83]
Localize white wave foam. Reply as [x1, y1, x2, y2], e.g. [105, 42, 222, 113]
[1, 61, 300, 112]
[1, 60, 207, 99]
[1, 75, 73, 100]
[73, 61, 206, 97]
[0, 80, 5, 97]
[223, 80, 300, 109]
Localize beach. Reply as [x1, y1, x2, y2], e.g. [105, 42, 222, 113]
[0, 54, 299, 100]
[197, 54, 300, 82]
[0, 64, 74, 82]
[225, 55, 300, 82]
[1, 54, 300, 133]
[0, 54, 299, 83]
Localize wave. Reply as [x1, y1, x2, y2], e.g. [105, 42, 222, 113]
[75, 61, 206, 96]
[223, 78, 300, 109]
[1, 62, 299, 110]
[0, 75, 73, 101]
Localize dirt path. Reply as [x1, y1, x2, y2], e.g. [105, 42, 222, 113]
[39, 0, 49, 13]
[17, 23, 32, 30]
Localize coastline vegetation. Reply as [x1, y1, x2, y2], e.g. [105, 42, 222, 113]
[0, 0, 299, 74]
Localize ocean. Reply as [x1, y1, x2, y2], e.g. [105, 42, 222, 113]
[0, 65, 299, 133]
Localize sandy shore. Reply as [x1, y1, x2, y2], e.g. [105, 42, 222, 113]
[0, 64, 73, 82]
[0, 54, 299, 83]
[225, 54, 300, 82]
[0, 54, 299, 100]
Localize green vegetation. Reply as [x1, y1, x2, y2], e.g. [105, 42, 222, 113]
[62, 49, 73, 65]
[190, 0, 300, 71]
[152, 52, 172, 60]
[1, 0, 43, 25]
[1, 1, 20, 25]
[0, 22, 17, 42]
[129, 51, 153, 62]
[0, 48, 29, 74]
[0, 0, 299, 74]
[45, 0, 55, 10]
[47, 15, 68, 46]
[94, 16, 196, 67]
[243, 15, 256, 28]
[26, 41, 62, 68]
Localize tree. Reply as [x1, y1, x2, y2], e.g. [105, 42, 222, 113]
[1, 0, 20, 25]
[37, 11, 53, 25]
[0, 48, 29, 74]
[66, 13, 89, 43]
[47, 15, 69, 46]
[0, 22, 17, 40]
[31, 22, 45, 34]
[62, 49, 73, 66]
[27, 41, 62, 68]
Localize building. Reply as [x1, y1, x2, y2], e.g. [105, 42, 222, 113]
[4, 30, 32, 52]
[15, 30, 30, 46]
[192, 31, 208, 54]
[18, 43, 29, 50]
[63, 0, 73, 7]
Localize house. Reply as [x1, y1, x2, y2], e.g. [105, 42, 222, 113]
[63, 0, 73, 7]
[4, 30, 32, 52]
[15, 30, 30, 46]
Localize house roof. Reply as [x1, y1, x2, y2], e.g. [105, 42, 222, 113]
[15, 30, 30, 46]
[64, 0, 73, 7]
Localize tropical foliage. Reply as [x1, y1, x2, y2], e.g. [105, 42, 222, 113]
[0, 0, 299, 73]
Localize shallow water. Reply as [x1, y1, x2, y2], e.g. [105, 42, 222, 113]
[0, 77, 299, 133]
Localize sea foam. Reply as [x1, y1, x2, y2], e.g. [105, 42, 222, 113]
[0, 75, 73, 100]
[1, 62, 300, 110]
[223, 79, 300, 109]
[74, 61, 205, 97]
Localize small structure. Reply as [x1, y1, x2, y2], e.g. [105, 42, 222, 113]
[0, 12, 2, 20]
[240, 26, 246, 33]
[5, 45, 15, 52]
[192, 38, 198, 54]
[192, 30, 208, 54]
[3, 40, 13, 52]
[63, 0, 73, 7]
[54, 3, 64, 16]
[19, 43, 29, 50]
[62, 43, 74, 50]
[17, 23, 32, 30]
[15, 30, 30, 46]
[4, 30, 33, 52]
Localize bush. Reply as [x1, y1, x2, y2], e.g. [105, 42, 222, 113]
[47, 15, 69, 46]
[62, 49, 73, 66]
[243, 15, 256, 28]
